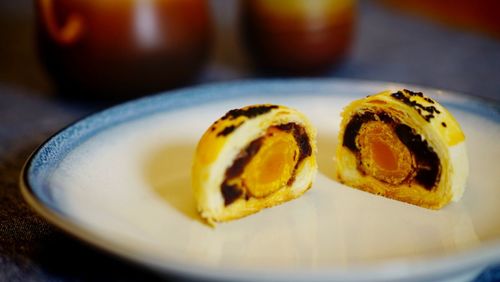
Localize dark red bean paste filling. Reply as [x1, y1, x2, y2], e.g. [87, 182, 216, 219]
[221, 122, 311, 206]
[276, 123, 312, 164]
[343, 111, 440, 190]
[277, 123, 312, 186]
[220, 184, 244, 206]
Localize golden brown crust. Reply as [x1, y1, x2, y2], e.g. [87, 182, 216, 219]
[192, 104, 317, 225]
[336, 89, 468, 209]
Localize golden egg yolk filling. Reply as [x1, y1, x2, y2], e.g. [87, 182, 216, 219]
[241, 127, 298, 198]
[221, 123, 311, 205]
[358, 121, 414, 185]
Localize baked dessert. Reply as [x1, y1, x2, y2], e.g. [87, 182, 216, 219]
[336, 89, 468, 209]
[193, 104, 317, 225]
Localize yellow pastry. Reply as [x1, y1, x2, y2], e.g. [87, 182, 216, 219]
[336, 89, 468, 209]
[193, 104, 317, 225]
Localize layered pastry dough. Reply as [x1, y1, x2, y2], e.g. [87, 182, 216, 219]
[336, 89, 468, 209]
[193, 104, 317, 225]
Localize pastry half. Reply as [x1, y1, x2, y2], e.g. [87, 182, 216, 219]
[193, 104, 317, 225]
[336, 89, 468, 209]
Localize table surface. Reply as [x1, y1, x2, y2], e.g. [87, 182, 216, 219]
[1, 1, 499, 281]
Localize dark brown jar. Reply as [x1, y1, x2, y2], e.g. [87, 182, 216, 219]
[240, 0, 356, 75]
[35, 0, 212, 100]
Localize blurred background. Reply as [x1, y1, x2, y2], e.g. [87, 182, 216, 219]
[2, 0, 500, 100]
[1, 0, 500, 281]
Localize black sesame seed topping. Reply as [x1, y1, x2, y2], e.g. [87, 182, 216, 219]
[391, 90, 440, 122]
[424, 97, 435, 104]
[217, 125, 238, 137]
[217, 105, 279, 137]
[424, 114, 434, 122]
[404, 89, 424, 97]
[222, 105, 279, 120]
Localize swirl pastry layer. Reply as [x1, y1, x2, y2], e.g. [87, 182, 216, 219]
[336, 89, 468, 209]
[193, 104, 317, 225]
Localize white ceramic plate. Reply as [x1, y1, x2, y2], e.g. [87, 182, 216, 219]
[21, 79, 500, 282]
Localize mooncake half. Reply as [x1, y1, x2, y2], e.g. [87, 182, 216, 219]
[336, 89, 468, 209]
[193, 104, 317, 225]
